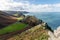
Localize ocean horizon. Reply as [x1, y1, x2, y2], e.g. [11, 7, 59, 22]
[25, 12, 60, 30]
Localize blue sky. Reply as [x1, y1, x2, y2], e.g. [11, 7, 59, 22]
[0, 0, 60, 12]
[14, 0, 60, 4]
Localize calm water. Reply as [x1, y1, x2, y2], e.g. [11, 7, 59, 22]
[25, 12, 60, 30]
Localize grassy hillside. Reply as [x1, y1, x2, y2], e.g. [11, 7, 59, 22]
[0, 12, 51, 40]
[0, 22, 27, 35]
[7, 23, 49, 40]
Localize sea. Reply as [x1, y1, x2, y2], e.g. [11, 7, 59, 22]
[25, 12, 60, 30]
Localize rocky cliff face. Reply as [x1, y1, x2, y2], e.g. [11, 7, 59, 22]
[48, 26, 60, 40]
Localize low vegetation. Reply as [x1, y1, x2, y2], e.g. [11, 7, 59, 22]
[0, 11, 52, 40]
[0, 22, 27, 35]
[7, 23, 49, 40]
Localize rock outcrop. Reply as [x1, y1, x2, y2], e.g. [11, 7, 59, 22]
[48, 26, 60, 40]
[20, 16, 43, 26]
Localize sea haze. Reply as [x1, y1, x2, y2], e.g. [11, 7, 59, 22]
[26, 12, 60, 30]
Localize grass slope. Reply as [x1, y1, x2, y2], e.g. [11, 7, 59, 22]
[0, 22, 27, 35]
[7, 24, 49, 40]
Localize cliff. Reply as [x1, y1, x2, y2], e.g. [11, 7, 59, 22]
[7, 23, 49, 40]
[3, 16, 53, 40]
[0, 11, 53, 40]
[48, 26, 60, 40]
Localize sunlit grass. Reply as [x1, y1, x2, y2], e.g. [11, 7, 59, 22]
[17, 17, 24, 21]
[0, 22, 27, 35]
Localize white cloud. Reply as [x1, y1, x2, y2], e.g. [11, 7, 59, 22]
[0, 0, 60, 12]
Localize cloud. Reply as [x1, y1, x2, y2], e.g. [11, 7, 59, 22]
[0, 0, 25, 10]
[0, 0, 60, 12]
[24, 4, 60, 12]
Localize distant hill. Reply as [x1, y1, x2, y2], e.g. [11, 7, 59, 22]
[3, 11, 29, 18]
[4, 11, 29, 15]
[0, 11, 17, 28]
[0, 11, 28, 28]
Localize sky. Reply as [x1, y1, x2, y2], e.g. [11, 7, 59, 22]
[0, 0, 60, 12]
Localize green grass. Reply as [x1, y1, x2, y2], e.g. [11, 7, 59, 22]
[17, 17, 24, 21]
[0, 22, 27, 35]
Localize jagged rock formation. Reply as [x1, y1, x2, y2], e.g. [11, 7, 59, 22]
[48, 26, 60, 40]
[54, 26, 60, 37]
[0, 11, 17, 28]
[44, 23, 53, 32]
